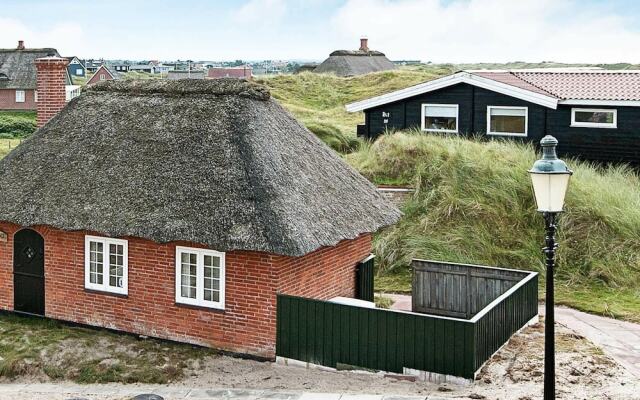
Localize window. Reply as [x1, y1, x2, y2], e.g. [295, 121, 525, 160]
[487, 106, 528, 137]
[421, 104, 458, 133]
[34, 90, 38, 103]
[571, 108, 617, 128]
[175, 247, 225, 310]
[84, 236, 128, 295]
[15, 90, 25, 103]
[100, 74, 106, 81]
[75, 68, 83, 76]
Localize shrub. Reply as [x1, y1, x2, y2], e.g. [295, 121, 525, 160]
[0, 112, 37, 138]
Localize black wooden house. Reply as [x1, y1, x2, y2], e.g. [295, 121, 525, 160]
[346, 70, 640, 163]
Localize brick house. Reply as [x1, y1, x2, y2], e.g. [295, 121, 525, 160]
[0, 41, 73, 111]
[0, 78, 400, 357]
[86, 65, 120, 85]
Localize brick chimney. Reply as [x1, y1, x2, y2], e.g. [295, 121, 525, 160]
[359, 37, 369, 52]
[17, 40, 25, 50]
[35, 56, 69, 128]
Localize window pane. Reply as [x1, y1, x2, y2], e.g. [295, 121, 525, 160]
[89, 241, 103, 284]
[424, 116, 456, 131]
[180, 251, 197, 299]
[108, 243, 124, 288]
[574, 111, 614, 124]
[490, 115, 526, 134]
[425, 105, 457, 118]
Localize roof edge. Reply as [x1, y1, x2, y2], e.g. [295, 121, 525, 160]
[345, 72, 559, 112]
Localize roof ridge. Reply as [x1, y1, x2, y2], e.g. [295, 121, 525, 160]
[508, 71, 559, 98]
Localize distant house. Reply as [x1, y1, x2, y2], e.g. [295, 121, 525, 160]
[128, 64, 154, 73]
[314, 38, 396, 77]
[86, 65, 120, 85]
[0, 41, 74, 111]
[167, 70, 205, 80]
[66, 56, 86, 77]
[112, 64, 130, 73]
[347, 69, 640, 163]
[0, 79, 400, 357]
[207, 66, 252, 79]
[84, 59, 104, 73]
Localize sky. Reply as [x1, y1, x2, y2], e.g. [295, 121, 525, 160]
[1, 0, 640, 63]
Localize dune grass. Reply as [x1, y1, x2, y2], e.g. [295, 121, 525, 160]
[256, 67, 452, 152]
[348, 131, 640, 321]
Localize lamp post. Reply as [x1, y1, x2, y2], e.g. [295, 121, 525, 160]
[529, 135, 572, 400]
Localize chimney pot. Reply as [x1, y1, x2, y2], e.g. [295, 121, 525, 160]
[359, 37, 369, 52]
[17, 40, 25, 50]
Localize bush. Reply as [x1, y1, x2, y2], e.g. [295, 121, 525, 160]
[0, 112, 36, 138]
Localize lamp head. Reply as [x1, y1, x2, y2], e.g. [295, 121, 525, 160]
[529, 135, 572, 213]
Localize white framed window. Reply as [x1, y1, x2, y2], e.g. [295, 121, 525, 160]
[421, 104, 458, 133]
[175, 246, 225, 310]
[15, 90, 25, 103]
[487, 106, 528, 137]
[34, 90, 38, 103]
[100, 74, 106, 81]
[84, 235, 128, 295]
[571, 108, 617, 128]
[75, 68, 83, 76]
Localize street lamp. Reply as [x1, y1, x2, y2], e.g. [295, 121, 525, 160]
[529, 135, 572, 400]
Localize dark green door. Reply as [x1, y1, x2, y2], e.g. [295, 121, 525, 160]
[13, 229, 45, 315]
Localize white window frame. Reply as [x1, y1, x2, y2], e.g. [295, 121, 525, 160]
[84, 235, 128, 295]
[421, 103, 459, 133]
[15, 90, 25, 103]
[570, 108, 617, 129]
[175, 246, 225, 310]
[486, 106, 528, 137]
[75, 68, 83, 76]
[100, 74, 106, 81]
[34, 90, 38, 103]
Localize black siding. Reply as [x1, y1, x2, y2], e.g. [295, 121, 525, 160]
[362, 83, 640, 163]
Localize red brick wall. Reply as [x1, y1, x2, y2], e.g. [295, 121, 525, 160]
[35, 57, 68, 128]
[0, 222, 371, 357]
[277, 234, 371, 299]
[0, 89, 36, 111]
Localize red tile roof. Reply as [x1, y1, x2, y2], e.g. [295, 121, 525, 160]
[470, 70, 640, 101]
[472, 71, 555, 97]
[207, 66, 252, 79]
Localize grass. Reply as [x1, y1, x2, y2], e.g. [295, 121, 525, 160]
[0, 138, 24, 159]
[348, 131, 640, 321]
[255, 67, 452, 151]
[0, 314, 215, 383]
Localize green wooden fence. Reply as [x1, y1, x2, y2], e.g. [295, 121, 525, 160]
[276, 267, 538, 379]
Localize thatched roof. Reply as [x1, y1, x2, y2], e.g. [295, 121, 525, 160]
[0, 47, 61, 89]
[314, 50, 396, 77]
[0, 79, 400, 257]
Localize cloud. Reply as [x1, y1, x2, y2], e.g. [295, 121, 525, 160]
[0, 17, 86, 56]
[232, 0, 288, 25]
[330, 0, 640, 63]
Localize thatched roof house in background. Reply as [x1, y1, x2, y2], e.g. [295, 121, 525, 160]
[0, 41, 69, 110]
[0, 79, 400, 356]
[314, 38, 396, 77]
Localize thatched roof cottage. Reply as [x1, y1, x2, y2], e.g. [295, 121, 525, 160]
[0, 79, 400, 356]
[314, 38, 397, 77]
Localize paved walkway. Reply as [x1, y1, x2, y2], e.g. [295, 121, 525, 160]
[383, 293, 640, 379]
[538, 305, 640, 379]
[0, 384, 439, 400]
